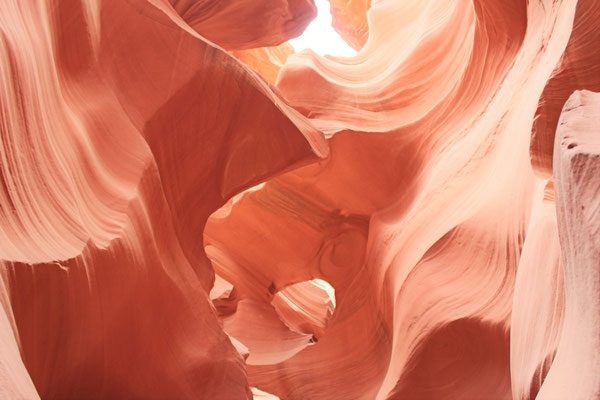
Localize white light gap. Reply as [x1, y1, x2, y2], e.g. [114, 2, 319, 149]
[289, 0, 357, 57]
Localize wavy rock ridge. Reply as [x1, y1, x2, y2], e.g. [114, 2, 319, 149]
[0, 0, 598, 399]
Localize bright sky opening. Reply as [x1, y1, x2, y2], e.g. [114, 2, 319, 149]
[289, 0, 358, 57]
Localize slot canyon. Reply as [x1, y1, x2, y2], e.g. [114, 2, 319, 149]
[0, 0, 599, 399]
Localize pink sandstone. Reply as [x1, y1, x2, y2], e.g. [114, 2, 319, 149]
[0, 0, 598, 399]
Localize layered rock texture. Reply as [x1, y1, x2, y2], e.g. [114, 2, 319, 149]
[0, 0, 598, 399]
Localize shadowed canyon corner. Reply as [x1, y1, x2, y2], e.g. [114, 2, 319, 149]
[0, 0, 599, 399]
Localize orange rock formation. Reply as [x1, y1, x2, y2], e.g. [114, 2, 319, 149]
[0, 0, 598, 399]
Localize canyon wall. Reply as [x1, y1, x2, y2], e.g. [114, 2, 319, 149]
[0, 0, 598, 399]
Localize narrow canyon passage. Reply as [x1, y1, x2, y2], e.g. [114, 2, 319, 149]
[0, 0, 598, 399]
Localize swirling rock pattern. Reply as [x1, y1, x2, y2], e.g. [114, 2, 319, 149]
[0, 0, 598, 399]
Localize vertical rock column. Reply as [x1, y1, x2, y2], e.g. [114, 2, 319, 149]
[539, 90, 600, 399]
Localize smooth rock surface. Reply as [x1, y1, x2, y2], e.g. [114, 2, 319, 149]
[0, 0, 598, 399]
[538, 89, 600, 400]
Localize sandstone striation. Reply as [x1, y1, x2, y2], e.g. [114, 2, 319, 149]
[0, 0, 598, 399]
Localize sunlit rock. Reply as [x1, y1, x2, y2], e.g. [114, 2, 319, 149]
[0, 0, 598, 398]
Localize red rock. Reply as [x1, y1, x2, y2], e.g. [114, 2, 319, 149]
[168, 0, 317, 50]
[530, 0, 600, 177]
[0, 0, 598, 398]
[0, 0, 324, 398]
[539, 89, 600, 399]
[329, 0, 371, 50]
[510, 180, 564, 400]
